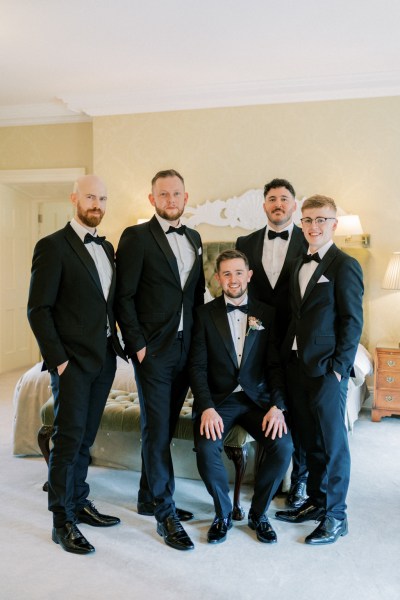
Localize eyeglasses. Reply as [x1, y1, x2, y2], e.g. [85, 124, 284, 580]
[300, 217, 337, 226]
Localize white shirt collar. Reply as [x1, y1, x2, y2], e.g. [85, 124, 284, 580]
[307, 239, 333, 260]
[70, 218, 98, 243]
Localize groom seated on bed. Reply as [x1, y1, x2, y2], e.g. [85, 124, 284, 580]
[188, 249, 293, 544]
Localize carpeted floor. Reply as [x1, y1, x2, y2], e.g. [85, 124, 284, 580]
[1, 367, 399, 600]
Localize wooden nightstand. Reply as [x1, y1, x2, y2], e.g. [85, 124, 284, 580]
[372, 343, 400, 422]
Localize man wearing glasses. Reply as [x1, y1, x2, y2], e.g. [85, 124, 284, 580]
[276, 194, 364, 545]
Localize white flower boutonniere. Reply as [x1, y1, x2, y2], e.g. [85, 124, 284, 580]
[246, 316, 264, 336]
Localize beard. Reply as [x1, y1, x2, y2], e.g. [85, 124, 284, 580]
[155, 205, 185, 222]
[77, 204, 104, 227]
[223, 285, 247, 299]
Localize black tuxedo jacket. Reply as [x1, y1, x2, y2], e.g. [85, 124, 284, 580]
[115, 215, 205, 358]
[236, 224, 307, 343]
[282, 244, 364, 378]
[189, 295, 287, 418]
[27, 223, 125, 373]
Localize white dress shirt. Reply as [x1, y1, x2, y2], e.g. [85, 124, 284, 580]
[262, 223, 294, 288]
[225, 293, 248, 392]
[70, 218, 112, 335]
[155, 214, 195, 332]
[293, 240, 333, 351]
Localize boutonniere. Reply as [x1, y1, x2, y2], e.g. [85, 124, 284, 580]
[246, 316, 264, 336]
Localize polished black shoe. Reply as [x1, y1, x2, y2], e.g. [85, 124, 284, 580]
[52, 522, 95, 555]
[157, 514, 194, 551]
[137, 501, 194, 522]
[305, 515, 348, 545]
[275, 498, 325, 523]
[286, 481, 308, 509]
[207, 513, 233, 544]
[248, 510, 277, 544]
[76, 500, 121, 527]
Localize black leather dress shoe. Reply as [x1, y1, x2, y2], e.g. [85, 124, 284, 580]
[305, 516, 348, 545]
[76, 500, 121, 527]
[207, 513, 233, 544]
[157, 515, 194, 551]
[286, 481, 308, 509]
[137, 501, 194, 522]
[248, 510, 277, 543]
[52, 522, 95, 555]
[275, 498, 325, 523]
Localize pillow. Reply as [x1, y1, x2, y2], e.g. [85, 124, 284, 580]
[352, 344, 373, 386]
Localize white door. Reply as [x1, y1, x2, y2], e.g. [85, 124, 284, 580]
[37, 201, 74, 240]
[0, 190, 73, 373]
[0, 185, 33, 372]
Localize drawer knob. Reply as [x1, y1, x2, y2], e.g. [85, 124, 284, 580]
[386, 376, 395, 383]
[385, 395, 393, 402]
[386, 360, 396, 367]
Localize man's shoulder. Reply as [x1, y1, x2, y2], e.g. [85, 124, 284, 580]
[236, 227, 265, 247]
[250, 297, 276, 317]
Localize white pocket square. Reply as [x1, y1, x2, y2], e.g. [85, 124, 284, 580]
[198, 247, 202, 255]
[317, 275, 330, 283]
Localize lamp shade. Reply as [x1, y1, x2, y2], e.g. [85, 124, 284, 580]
[382, 252, 400, 290]
[335, 215, 364, 237]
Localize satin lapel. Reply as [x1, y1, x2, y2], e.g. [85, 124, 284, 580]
[275, 225, 305, 288]
[292, 257, 303, 310]
[64, 224, 103, 296]
[241, 302, 260, 369]
[301, 244, 338, 305]
[211, 297, 238, 368]
[103, 241, 116, 300]
[149, 216, 181, 285]
[183, 227, 201, 292]
[250, 227, 272, 290]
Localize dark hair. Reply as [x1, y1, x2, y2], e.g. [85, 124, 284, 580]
[216, 249, 249, 272]
[263, 178, 295, 199]
[151, 169, 185, 187]
[302, 194, 337, 213]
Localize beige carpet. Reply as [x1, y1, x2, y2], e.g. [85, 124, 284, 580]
[1, 367, 400, 600]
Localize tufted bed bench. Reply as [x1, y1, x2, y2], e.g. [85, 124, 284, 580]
[38, 389, 256, 521]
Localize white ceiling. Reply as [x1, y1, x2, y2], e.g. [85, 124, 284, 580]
[1, 0, 400, 126]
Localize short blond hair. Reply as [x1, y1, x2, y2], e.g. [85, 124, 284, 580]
[302, 194, 337, 213]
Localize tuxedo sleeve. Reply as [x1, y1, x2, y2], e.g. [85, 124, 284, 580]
[263, 307, 288, 411]
[188, 308, 215, 414]
[115, 227, 147, 357]
[332, 257, 364, 377]
[27, 237, 69, 370]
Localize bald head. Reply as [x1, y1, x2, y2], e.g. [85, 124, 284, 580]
[71, 174, 108, 229]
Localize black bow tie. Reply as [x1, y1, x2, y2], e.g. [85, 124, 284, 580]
[166, 225, 186, 235]
[84, 233, 106, 245]
[302, 253, 321, 264]
[268, 229, 289, 241]
[226, 303, 249, 314]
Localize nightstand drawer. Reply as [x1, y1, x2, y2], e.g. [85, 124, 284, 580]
[376, 371, 400, 388]
[375, 351, 400, 371]
[375, 390, 400, 410]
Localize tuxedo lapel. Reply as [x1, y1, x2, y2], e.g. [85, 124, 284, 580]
[182, 228, 201, 292]
[275, 226, 305, 286]
[210, 297, 238, 368]
[253, 227, 274, 291]
[149, 216, 181, 285]
[301, 245, 338, 305]
[241, 301, 263, 368]
[64, 224, 104, 297]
